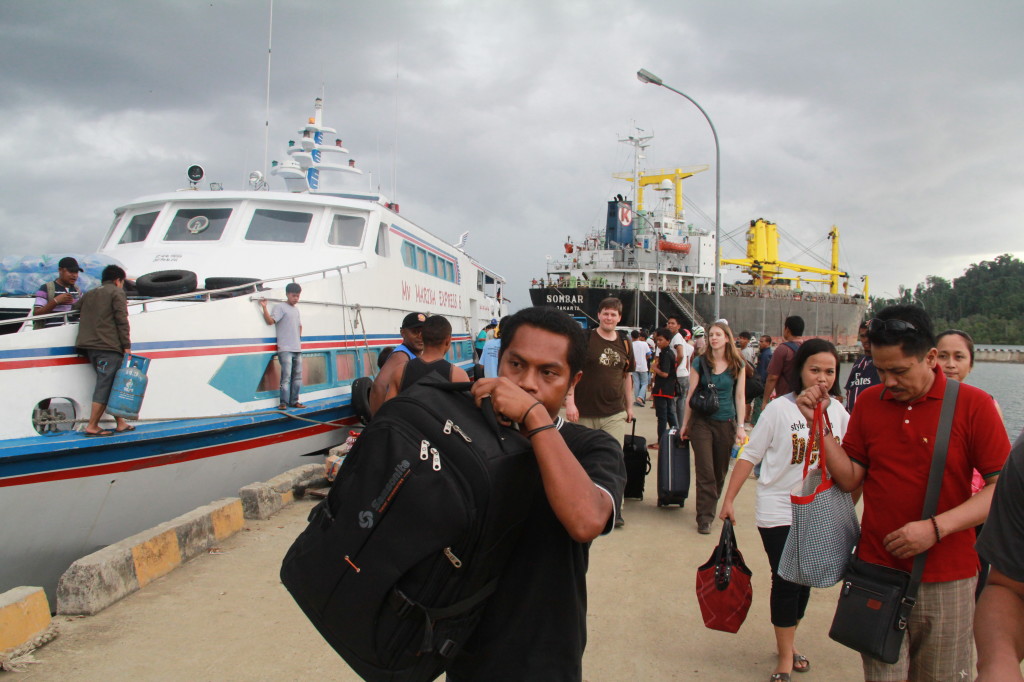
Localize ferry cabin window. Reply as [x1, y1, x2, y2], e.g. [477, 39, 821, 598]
[257, 353, 328, 394]
[328, 215, 365, 247]
[400, 240, 457, 283]
[163, 208, 232, 242]
[336, 351, 357, 384]
[245, 209, 313, 243]
[359, 349, 378, 377]
[375, 222, 390, 256]
[118, 211, 159, 244]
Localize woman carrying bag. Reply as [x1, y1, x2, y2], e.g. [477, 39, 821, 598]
[679, 321, 746, 535]
[719, 339, 850, 681]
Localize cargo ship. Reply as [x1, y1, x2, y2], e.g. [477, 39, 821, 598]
[529, 133, 868, 343]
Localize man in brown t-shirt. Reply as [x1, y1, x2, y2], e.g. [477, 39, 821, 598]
[762, 315, 804, 404]
[565, 298, 634, 525]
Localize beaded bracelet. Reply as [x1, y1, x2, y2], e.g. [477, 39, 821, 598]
[525, 423, 558, 438]
[930, 515, 942, 543]
[521, 401, 544, 424]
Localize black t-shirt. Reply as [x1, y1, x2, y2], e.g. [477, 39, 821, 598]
[651, 350, 678, 397]
[446, 422, 626, 681]
[399, 357, 453, 391]
[976, 431, 1024, 582]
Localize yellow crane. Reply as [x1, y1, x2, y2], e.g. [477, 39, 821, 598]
[720, 219, 868, 296]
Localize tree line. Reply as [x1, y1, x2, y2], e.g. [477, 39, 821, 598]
[868, 254, 1024, 345]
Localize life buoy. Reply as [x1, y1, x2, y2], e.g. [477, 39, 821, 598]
[135, 270, 198, 297]
[351, 376, 374, 424]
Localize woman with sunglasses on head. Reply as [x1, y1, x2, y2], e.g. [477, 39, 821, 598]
[679, 321, 746, 535]
[719, 339, 850, 681]
[936, 328, 1003, 599]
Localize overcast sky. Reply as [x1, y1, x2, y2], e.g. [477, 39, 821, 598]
[2, 0, 1021, 309]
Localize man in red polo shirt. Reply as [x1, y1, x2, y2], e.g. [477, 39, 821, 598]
[795, 305, 1009, 681]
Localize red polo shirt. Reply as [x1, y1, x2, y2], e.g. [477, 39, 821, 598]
[843, 366, 1010, 582]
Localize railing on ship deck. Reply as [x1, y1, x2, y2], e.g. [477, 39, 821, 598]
[4, 263, 367, 333]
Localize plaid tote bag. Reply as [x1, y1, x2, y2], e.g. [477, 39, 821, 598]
[778, 402, 860, 588]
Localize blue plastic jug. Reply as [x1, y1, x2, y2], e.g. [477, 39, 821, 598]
[106, 354, 150, 419]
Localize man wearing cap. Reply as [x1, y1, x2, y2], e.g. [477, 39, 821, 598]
[260, 283, 305, 409]
[369, 311, 426, 415]
[33, 256, 83, 329]
[692, 325, 707, 356]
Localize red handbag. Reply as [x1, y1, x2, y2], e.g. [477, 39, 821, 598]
[695, 519, 753, 633]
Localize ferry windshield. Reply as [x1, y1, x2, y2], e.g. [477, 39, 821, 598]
[328, 214, 365, 247]
[245, 209, 313, 243]
[118, 211, 159, 244]
[163, 208, 232, 242]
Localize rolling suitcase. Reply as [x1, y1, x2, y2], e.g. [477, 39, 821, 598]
[657, 428, 690, 507]
[622, 420, 651, 500]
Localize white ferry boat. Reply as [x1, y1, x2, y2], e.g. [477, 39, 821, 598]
[0, 98, 506, 599]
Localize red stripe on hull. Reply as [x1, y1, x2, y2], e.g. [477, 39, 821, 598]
[1, 416, 356, 488]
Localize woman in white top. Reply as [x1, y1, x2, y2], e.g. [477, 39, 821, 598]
[719, 338, 850, 681]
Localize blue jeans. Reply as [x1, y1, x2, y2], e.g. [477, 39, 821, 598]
[674, 376, 689, 428]
[632, 371, 649, 403]
[278, 351, 303, 405]
[653, 396, 678, 441]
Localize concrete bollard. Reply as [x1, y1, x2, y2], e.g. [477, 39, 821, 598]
[56, 498, 244, 616]
[239, 463, 327, 519]
[0, 586, 52, 653]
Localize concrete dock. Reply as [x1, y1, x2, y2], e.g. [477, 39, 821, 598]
[0, 407, 894, 680]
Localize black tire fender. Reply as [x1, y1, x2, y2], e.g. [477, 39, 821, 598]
[351, 376, 374, 424]
[135, 270, 198, 297]
[204, 277, 261, 294]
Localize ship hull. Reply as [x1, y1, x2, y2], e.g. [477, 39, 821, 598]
[529, 286, 867, 344]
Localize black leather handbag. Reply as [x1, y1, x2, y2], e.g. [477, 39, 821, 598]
[828, 379, 959, 664]
[688, 357, 719, 417]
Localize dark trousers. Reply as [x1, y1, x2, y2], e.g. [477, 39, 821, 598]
[653, 396, 677, 441]
[758, 525, 811, 628]
[689, 415, 734, 526]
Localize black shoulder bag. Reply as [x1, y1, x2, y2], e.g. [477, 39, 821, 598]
[688, 357, 720, 417]
[828, 379, 960, 664]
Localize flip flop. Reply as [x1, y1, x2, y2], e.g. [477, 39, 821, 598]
[84, 430, 113, 437]
[116, 425, 136, 433]
[793, 654, 810, 673]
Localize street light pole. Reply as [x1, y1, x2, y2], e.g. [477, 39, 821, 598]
[637, 68, 721, 321]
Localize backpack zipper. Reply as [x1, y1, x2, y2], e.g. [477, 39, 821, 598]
[420, 439, 430, 461]
[443, 546, 462, 568]
[431, 447, 441, 471]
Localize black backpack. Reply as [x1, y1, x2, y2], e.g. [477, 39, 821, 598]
[280, 378, 540, 681]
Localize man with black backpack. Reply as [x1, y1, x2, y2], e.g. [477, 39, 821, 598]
[447, 306, 626, 681]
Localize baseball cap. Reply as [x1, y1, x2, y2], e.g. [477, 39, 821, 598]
[58, 256, 81, 272]
[401, 312, 427, 329]
[684, 329, 692, 340]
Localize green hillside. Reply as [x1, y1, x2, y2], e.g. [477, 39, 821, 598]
[868, 254, 1024, 344]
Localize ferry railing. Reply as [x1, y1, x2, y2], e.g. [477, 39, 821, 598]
[4, 263, 368, 332]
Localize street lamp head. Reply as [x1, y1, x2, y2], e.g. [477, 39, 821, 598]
[637, 68, 663, 86]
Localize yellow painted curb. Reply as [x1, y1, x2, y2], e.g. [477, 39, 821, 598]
[211, 499, 244, 540]
[0, 587, 51, 651]
[131, 528, 182, 588]
[280, 489, 295, 506]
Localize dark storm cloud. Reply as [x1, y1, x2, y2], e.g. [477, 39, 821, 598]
[0, 0, 1021, 306]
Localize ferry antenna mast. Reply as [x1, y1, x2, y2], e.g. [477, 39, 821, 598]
[262, 0, 274, 178]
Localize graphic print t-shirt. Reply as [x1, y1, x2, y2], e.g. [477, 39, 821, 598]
[575, 330, 635, 418]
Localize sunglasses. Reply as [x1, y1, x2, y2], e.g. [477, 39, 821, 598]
[866, 318, 917, 334]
